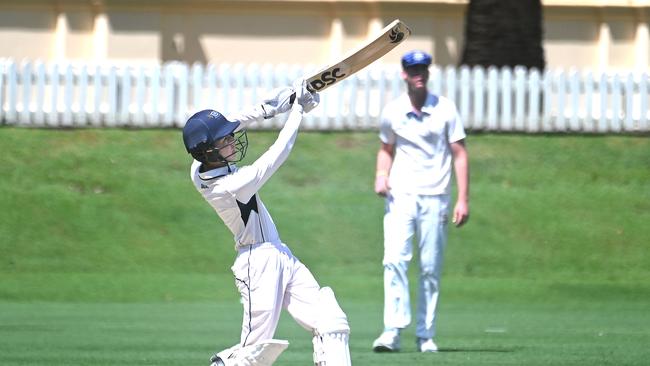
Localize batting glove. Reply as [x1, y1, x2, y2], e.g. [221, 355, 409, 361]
[259, 86, 296, 119]
[293, 79, 320, 113]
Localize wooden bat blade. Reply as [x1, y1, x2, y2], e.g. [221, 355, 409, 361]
[305, 19, 411, 93]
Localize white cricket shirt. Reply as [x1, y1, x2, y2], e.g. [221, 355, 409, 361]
[379, 92, 466, 195]
[190, 105, 304, 249]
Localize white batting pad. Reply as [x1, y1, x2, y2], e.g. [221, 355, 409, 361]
[312, 287, 351, 365]
[312, 332, 351, 366]
[213, 339, 289, 366]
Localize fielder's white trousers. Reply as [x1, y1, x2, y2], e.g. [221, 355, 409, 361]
[382, 192, 450, 339]
[231, 242, 322, 346]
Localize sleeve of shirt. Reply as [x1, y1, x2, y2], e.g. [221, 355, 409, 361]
[378, 108, 396, 145]
[447, 102, 467, 143]
[221, 106, 304, 202]
[226, 104, 266, 131]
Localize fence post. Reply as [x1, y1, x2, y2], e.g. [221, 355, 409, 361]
[7, 60, 17, 125]
[598, 72, 608, 133]
[149, 64, 161, 127]
[61, 63, 74, 127]
[362, 68, 373, 129]
[191, 62, 203, 113]
[500, 67, 512, 131]
[444, 65, 457, 107]
[527, 68, 541, 132]
[568, 68, 580, 132]
[119, 66, 131, 126]
[583, 70, 594, 132]
[431, 64, 442, 96]
[376, 66, 387, 130]
[106, 65, 117, 127]
[47, 63, 59, 127]
[248, 63, 260, 112]
[486, 66, 498, 131]
[234, 63, 245, 118]
[77, 64, 88, 126]
[514, 66, 526, 131]
[163, 63, 175, 127]
[20, 61, 32, 125]
[542, 69, 553, 132]
[640, 73, 648, 131]
[472, 66, 485, 130]
[34, 61, 46, 127]
[133, 65, 146, 127]
[611, 73, 622, 133]
[345, 74, 357, 130]
[0, 61, 4, 124]
[0, 61, 5, 124]
[370, 68, 382, 129]
[218, 63, 231, 118]
[459, 66, 470, 128]
[91, 65, 103, 127]
[257, 63, 273, 129]
[556, 69, 568, 131]
[268, 63, 283, 128]
[624, 72, 634, 132]
[176, 63, 189, 127]
[206, 62, 218, 109]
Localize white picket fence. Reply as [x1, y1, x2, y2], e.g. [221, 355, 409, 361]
[1, 58, 648, 133]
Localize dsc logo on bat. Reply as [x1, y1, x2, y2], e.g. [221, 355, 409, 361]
[307, 66, 349, 92]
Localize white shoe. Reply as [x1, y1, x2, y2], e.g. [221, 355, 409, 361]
[372, 331, 400, 352]
[417, 338, 438, 353]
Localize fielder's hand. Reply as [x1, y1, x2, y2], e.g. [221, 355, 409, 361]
[293, 79, 320, 113]
[452, 200, 469, 227]
[260, 86, 296, 119]
[374, 175, 390, 197]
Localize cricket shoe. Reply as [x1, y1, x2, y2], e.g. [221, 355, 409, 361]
[416, 338, 438, 353]
[209, 354, 226, 366]
[372, 331, 400, 352]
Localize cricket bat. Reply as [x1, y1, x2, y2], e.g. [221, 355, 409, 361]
[304, 19, 411, 93]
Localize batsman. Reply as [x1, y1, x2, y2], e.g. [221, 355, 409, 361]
[182, 80, 352, 366]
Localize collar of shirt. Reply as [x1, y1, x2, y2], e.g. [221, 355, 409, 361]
[399, 92, 440, 119]
[198, 164, 236, 180]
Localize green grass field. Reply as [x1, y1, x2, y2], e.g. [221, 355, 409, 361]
[1, 128, 649, 365]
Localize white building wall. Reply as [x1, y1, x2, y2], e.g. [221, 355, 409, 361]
[0, 1, 648, 70]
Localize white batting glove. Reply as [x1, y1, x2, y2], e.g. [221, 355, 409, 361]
[292, 79, 320, 113]
[260, 86, 296, 119]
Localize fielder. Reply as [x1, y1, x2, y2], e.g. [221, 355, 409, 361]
[182, 80, 352, 366]
[372, 50, 470, 353]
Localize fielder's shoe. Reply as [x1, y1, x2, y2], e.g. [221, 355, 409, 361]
[372, 331, 401, 352]
[417, 338, 438, 353]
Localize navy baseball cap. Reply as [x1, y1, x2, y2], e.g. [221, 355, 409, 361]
[182, 109, 240, 153]
[401, 50, 432, 69]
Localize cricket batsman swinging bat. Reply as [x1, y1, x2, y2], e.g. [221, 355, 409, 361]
[304, 19, 411, 93]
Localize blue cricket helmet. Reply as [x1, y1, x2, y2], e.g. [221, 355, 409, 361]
[182, 109, 248, 164]
[401, 50, 432, 69]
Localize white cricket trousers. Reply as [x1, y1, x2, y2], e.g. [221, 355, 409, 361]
[231, 242, 322, 346]
[382, 192, 450, 339]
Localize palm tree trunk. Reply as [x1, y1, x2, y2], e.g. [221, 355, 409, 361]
[461, 0, 545, 70]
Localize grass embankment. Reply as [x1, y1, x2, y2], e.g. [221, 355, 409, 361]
[1, 128, 649, 365]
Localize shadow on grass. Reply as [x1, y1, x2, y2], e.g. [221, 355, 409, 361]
[439, 347, 517, 353]
[372, 347, 518, 354]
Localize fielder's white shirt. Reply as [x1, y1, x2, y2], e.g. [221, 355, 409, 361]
[189, 105, 303, 249]
[379, 92, 466, 195]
